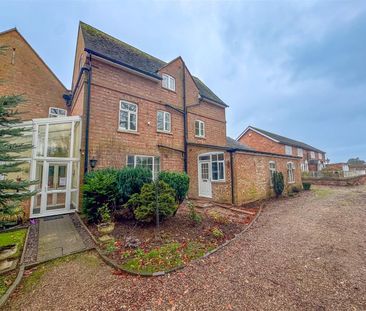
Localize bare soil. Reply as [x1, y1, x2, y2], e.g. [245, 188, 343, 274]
[4, 185, 366, 311]
[87, 203, 255, 266]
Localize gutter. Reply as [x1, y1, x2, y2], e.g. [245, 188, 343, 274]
[183, 63, 188, 173]
[84, 54, 92, 174]
[84, 48, 162, 81]
[229, 151, 235, 205]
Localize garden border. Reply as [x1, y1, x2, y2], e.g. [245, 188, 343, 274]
[75, 202, 264, 277]
[0, 226, 30, 308]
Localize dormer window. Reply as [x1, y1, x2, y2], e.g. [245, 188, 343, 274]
[162, 74, 175, 91]
[49, 107, 67, 118]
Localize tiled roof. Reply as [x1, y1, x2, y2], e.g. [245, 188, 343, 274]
[80, 22, 227, 107]
[249, 126, 325, 153]
[226, 137, 255, 151]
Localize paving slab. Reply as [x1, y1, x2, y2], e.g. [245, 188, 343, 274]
[37, 214, 86, 262]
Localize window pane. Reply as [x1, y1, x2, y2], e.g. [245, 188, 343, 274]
[165, 112, 171, 131]
[218, 153, 224, 161]
[170, 77, 175, 91]
[120, 102, 129, 110]
[127, 155, 135, 167]
[212, 162, 218, 180]
[130, 113, 137, 131]
[195, 121, 200, 136]
[157, 111, 164, 130]
[47, 123, 72, 157]
[36, 125, 46, 157]
[219, 162, 224, 180]
[199, 155, 210, 161]
[162, 75, 168, 88]
[119, 111, 128, 129]
[212, 154, 217, 161]
[129, 103, 136, 112]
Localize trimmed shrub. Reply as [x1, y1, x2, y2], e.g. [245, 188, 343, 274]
[272, 171, 284, 198]
[303, 182, 311, 190]
[126, 181, 178, 223]
[82, 168, 118, 223]
[116, 167, 152, 204]
[158, 171, 190, 204]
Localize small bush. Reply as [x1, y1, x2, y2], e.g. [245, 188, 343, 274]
[126, 181, 178, 223]
[272, 171, 284, 198]
[211, 227, 224, 239]
[158, 171, 190, 204]
[187, 201, 202, 225]
[98, 204, 111, 223]
[303, 182, 311, 190]
[117, 167, 152, 204]
[208, 211, 229, 224]
[82, 168, 118, 223]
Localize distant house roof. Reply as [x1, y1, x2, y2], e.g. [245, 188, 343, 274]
[79, 21, 227, 107]
[226, 137, 255, 152]
[238, 126, 325, 153]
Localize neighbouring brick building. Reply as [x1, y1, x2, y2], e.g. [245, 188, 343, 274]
[237, 126, 327, 172]
[0, 28, 67, 119]
[1, 24, 303, 218]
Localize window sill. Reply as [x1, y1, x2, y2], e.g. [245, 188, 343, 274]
[211, 179, 226, 183]
[157, 130, 173, 135]
[162, 87, 177, 94]
[117, 129, 139, 135]
[288, 181, 295, 184]
[195, 135, 206, 139]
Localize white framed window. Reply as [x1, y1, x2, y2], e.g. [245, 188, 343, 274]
[310, 151, 315, 159]
[318, 153, 322, 160]
[126, 155, 160, 180]
[287, 162, 295, 183]
[269, 161, 276, 187]
[195, 120, 205, 138]
[285, 145, 293, 155]
[211, 153, 225, 181]
[119, 101, 137, 132]
[162, 74, 176, 91]
[157, 111, 171, 133]
[49, 107, 67, 118]
[198, 152, 225, 181]
[297, 148, 303, 157]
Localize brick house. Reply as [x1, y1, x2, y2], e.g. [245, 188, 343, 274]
[237, 126, 326, 172]
[0, 24, 302, 218]
[70, 22, 302, 206]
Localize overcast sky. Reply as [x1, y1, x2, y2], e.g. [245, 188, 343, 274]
[1, 0, 365, 162]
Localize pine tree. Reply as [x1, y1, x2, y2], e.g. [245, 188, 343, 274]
[0, 94, 36, 223]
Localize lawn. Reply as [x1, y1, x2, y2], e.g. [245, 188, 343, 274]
[313, 187, 334, 198]
[0, 228, 27, 259]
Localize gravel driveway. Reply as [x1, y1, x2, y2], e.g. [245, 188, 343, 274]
[5, 186, 366, 311]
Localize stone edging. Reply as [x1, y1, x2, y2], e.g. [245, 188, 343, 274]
[0, 226, 30, 308]
[75, 203, 264, 277]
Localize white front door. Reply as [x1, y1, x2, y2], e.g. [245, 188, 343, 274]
[198, 161, 212, 198]
[33, 161, 72, 217]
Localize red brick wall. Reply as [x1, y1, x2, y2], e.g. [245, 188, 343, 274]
[239, 129, 284, 154]
[303, 175, 366, 186]
[233, 152, 302, 205]
[0, 30, 67, 120]
[187, 146, 232, 203]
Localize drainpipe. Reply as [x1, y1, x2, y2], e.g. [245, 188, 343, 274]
[182, 62, 188, 173]
[84, 55, 92, 174]
[230, 150, 235, 205]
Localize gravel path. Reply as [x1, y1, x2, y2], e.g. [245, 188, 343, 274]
[5, 186, 366, 310]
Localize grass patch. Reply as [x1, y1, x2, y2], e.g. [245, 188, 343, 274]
[0, 228, 27, 259]
[0, 272, 16, 296]
[121, 241, 215, 274]
[313, 187, 333, 198]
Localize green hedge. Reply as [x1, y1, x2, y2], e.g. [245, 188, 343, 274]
[82, 168, 119, 223]
[117, 167, 152, 204]
[126, 181, 177, 223]
[158, 171, 189, 204]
